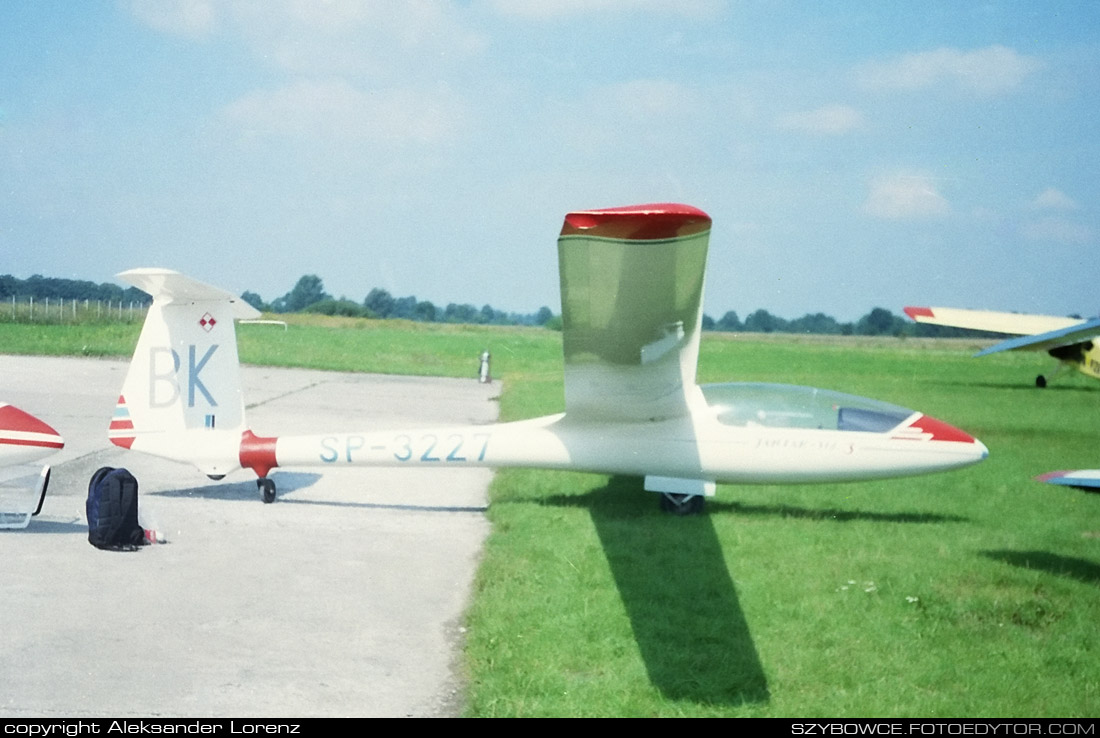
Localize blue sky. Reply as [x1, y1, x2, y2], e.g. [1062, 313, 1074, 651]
[2, 1, 1097, 321]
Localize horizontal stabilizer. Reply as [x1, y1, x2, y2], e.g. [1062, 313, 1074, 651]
[975, 317, 1100, 356]
[903, 306, 1080, 337]
[119, 268, 261, 320]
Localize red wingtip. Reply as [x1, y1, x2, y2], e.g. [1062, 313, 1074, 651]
[0, 404, 64, 449]
[1036, 471, 1069, 483]
[562, 203, 711, 240]
[904, 306, 935, 321]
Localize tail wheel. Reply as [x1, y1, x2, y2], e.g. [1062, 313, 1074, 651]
[258, 478, 276, 503]
[1036, 375, 1047, 388]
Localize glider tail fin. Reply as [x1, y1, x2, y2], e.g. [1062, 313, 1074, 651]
[110, 269, 260, 451]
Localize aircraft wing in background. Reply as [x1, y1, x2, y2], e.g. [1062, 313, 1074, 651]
[975, 317, 1100, 356]
[1037, 470, 1100, 491]
[903, 306, 1082, 336]
[904, 306, 1099, 387]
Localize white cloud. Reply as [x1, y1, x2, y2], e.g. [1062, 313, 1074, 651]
[857, 45, 1040, 96]
[776, 104, 864, 136]
[131, 0, 485, 79]
[864, 172, 950, 220]
[1021, 217, 1093, 245]
[220, 79, 466, 145]
[610, 79, 704, 118]
[1030, 187, 1078, 211]
[486, 0, 722, 21]
[128, 0, 218, 38]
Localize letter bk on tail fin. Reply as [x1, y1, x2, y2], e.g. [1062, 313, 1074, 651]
[112, 268, 260, 477]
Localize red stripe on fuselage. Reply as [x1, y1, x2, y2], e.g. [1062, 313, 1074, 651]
[239, 430, 279, 479]
[902, 414, 978, 444]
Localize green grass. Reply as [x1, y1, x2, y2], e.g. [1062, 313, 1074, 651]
[464, 334, 1100, 717]
[3, 320, 1097, 716]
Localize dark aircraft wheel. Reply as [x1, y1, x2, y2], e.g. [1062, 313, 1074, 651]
[659, 493, 705, 516]
[1036, 375, 1047, 388]
[258, 478, 276, 504]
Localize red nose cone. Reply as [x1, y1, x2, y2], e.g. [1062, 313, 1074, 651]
[907, 414, 979, 444]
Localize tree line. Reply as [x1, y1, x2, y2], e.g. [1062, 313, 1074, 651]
[0, 274, 148, 305]
[3, 273, 995, 338]
[240, 275, 557, 327]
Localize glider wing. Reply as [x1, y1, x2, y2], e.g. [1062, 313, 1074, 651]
[557, 204, 712, 422]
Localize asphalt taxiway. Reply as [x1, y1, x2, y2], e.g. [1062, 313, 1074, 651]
[0, 355, 500, 717]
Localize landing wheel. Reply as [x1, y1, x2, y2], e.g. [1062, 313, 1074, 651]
[258, 478, 276, 504]
[1036, 375, 1047, 388]
[659, 493, 705, 516]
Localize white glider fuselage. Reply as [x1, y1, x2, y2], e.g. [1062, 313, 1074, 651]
[258, 410, 984, 485]
[122, 405, 986, 489]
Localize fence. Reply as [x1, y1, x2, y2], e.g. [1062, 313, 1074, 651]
[2, 296, 150, 324]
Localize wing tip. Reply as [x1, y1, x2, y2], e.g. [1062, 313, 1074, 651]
[562, 203, 711, 240]
[903, 306, 935, 321]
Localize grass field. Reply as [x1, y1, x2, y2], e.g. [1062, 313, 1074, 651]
[2, 319, 1097, 717]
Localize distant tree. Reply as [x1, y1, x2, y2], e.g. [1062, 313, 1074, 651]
[363, 288, 395, 318]
[444, 302, 479, 324]
[789, 312, 842, 335]
[305, 298, 365, 317]
[715, 310, 742, 332]
[856, 307, 904, 336]
[701, 314, 715, 331]
[414, 300, 437, 322]
[278, 275, 330, 313]
[535, 306, 554, 326]
[391, 296, 417, 320]
[241, 291, 265, 311]
[743, 309, 786, 333]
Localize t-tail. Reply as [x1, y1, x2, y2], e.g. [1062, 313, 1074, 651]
[111, 268, 261, 478]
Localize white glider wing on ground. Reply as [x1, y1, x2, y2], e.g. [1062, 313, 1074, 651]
[904, 306, 1100, 387]
[0, 403, 63, 528]
[111, 204, 987, 512]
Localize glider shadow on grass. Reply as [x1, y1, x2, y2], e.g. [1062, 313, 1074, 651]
[586, 476, 770, 707]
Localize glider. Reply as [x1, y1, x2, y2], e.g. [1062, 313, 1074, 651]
[111, 204, 986, 513]
[904, 306, 1100, 388]
[0, 403, 63, 529]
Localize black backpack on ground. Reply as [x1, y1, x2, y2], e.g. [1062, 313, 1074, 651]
[86, 467, 145, 551]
